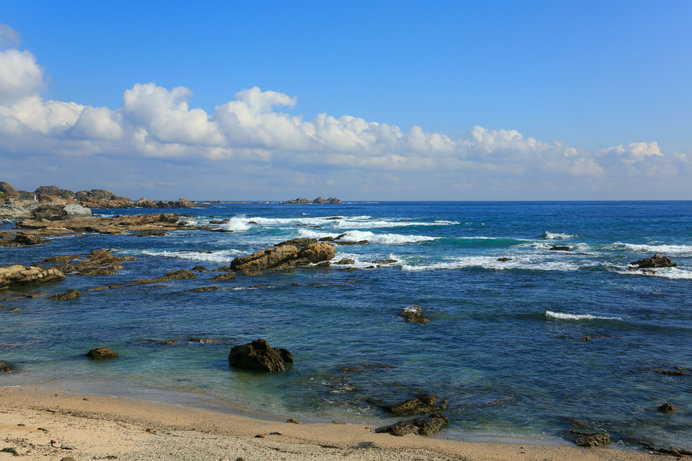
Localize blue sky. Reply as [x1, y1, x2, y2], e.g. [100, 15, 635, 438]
[1, 1, 691, 200]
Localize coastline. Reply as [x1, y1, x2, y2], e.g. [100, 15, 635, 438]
[0, 386, 667, 460]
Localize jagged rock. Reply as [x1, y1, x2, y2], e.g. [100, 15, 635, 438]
[48, 289, 81, 300]
[0, 265, 66, 290]
[565, 429, 610, 447]
[18, 213, 183, 236]
[229, 339, 293, 372]
[385, 395, 448, 416]
[276, 238, 317, 248]
[232, 242, 337, 273]
[86, 347, 118, 360]
[34, 185, 75, 201]
[497, 257, 513, 262]
[191, 265, 207, 273]
[657, 402, 677, 413]
[400, 306, 429, 323]
[14, 234, 47, 245]
[550, 246, 571, 251]
[373, 259, 397, 264]
[631, 254, 677, 269]
[375, 413, 449, 436]
[334, 258, 355, 265]
[155, 269, 196, 282]
[212, 272, 237, 281]
[51, 249, 136, 276]
[191, 286, 219, 292]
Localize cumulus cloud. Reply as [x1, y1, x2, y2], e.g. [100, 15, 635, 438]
[0, 37, 687, 197]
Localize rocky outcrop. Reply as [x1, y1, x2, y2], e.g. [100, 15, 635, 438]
[375, 413, 449, 436]
[45, 249, 136, 276]
[86, 347, 118, 360]
[384, 395, 448, 416]
[231, 242, 335, 274]
[0, 233, 48, 247]
[135, 198, 197, 208]
[564, 429, 610, 447]
[400, 306, 429, 323]
[212, 272, 237, 281]
[334, 258, 355, 265]
[630, 254, 677, 269]
[31, 204, 92, 220]
[18, 213, 184, 236]
[48, 289, 81, 300]
[282, 197, 342, 204]
[0, 265, 66, 290]
[228, 339, 293, 372]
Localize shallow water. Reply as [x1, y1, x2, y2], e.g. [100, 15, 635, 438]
[1, 201, 691, 448]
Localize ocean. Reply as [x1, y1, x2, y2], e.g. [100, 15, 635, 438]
[1, 201, 691, 449]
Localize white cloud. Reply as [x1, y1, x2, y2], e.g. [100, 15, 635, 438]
[0, 38, 686, 197]
[0, 24, 21, 49]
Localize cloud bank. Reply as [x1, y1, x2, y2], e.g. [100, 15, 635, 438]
[0, 25, 689, 199]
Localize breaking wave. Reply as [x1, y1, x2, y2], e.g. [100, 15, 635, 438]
[610, 242, 692, 256]
[401, 256, 584, 272]
[545, 310, 623, 321]
[542, 231, 578, 240]
[299, 229, 436, 245]
[140, 249, 242, 263]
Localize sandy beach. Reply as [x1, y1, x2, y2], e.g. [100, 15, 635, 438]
[0, 386, 668, 461]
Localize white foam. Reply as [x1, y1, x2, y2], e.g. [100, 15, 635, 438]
[401, 256, 583, 272]
[616, 267, 692, 281]
[298, 229, 435, 245]
[221, 215, 252, 232]
[611, 242, 692, 256]
[140, 249, 242, 263]
[545, 310, 622, 321]
[335, 218, 459, 229]
[542, 231, 578, 240]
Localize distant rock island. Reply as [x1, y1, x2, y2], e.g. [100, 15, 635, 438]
[0, 181, 198, 211]
[282, 197, 342, 204]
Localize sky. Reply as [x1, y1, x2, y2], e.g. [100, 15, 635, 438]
[1, 0, 691, 200]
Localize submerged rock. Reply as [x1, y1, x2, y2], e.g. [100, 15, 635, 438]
[191, 286, 219, 292]
[334, 258, 355, 265]
[657, 402, 677, 414]
[375, 413, 449, 436]
[48, 289, 81, 300]
[0, 265, 66, 290]
[400, 306, 430, 323]
[212, 272, 237, 281]
[549, 246, 571, 251]
[229, 339, 293, 372]
[630, 254, 677, 269]
[86, 347, 118, 360]
[497, 257, 513, 262]
[385, 394, 448, 416]
[563, 429, 610, 447]
[0, 361, 16, 372]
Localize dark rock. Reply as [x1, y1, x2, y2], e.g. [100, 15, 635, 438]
[191, 265, 207, 273]
[229, 339, 293, 372]
[0, 447, 19, 456]
[373, 259, 397, 264]
[334, 258, 355, 265]
[0, 361, 16, 372]
[497, 257, 513, 262]
[400, 306, 429, 323]
[286, 418, 301, 424]
[48, 289, 81, 300]
[375, 413, 449, 436]
[213, 266, 233, 272]
[191, 286, 219, 292]
[34, 185, 74, 200]
[212, 272, 237, 281]
[564, 429, 610, 447]
[385, 394, 448, 416]
[549, 246, 571, 251]
[333, 240, 369, 245]
[154, 269, 197, 282]
[132, 230, 168, 237]
[14, 234, 47, 245]
[655, 367, 692, 376]
[657, 402, 677, 413]
[337, 267, 358, 272]
[231, 242, 335, 274]
[86, 347, 119, 360]
[631, 254, 677, 269]
[276, 238, 317, 248]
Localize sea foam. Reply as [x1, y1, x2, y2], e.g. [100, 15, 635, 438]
[545, 310, 622, 321]
[140, 249, 242, 263]
[542, 231, 578, 240]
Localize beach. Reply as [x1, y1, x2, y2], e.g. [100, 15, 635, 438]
[0, 386, 667, 460]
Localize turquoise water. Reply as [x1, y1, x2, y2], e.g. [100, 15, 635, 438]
[1, 201, 691, 448]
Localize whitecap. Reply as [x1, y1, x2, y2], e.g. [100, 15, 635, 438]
[401, 256, 584, 272]
[615, 267, 692, 281]
[299, 229, 436, 245]
[140, 249, 243, 263]
[542, 231, 578, 240]
[221, 215, 252, 232]
[610, 242, 692, 256]
[545, 310, 622, 321]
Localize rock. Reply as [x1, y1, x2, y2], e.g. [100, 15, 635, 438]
[334, 258, 355, 265]
[565, 429, 610, 447]
[631, 254, 677, 269]
[297, 242, 336, 263]
[549, 246, 571, 251]
[17, 213, 183, 236]
[385, 394, 448, 416]
[373, 259, 397, 264]
[14, 234, 47, 245]
[333, 240, 369, 245]
[154, 269, 197, 282]
[231, 245, 299, 273]
[400, 306, 429, 323]
[282, 197, 311, 204]
[313, 196, 342, 204]
[497, 257, 513, 262]
[657, 402, 677, 413]
[191, 265, 207, 273]
[375, 413, 449, 436]
[132, 230, 168, 237]
[229, 339, 293, 372]
[0, 361, 16, 372]
[52, 249, 136, 276]
[212, 272, 237, 281]
[0, 265, 66, 290]
[286, 418, 301, 424]
[655, 367, 692, 376]
[0, 181, 19, 199]
[48, 289, 81, 300]
[86, 347, 119, 360]
[34, 185, 75, 201]
[276, 238, 318, 248]
[0, 447, 19, 456]
[191, 286, 219, 292]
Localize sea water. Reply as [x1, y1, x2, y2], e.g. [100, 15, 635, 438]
[1, 201, 690, 448]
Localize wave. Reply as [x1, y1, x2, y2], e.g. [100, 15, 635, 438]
[401, 256, 583, 272]
[334, 218, 460, 229]
[216, 214, 459, 231]
[545, 310, 622, 321]
[610, 242, 692, 256]
[616, 267, 692, 281]
[140, 249, 242, 263]
[299, 229, 436, 245]
[542, 231, 578, 240]
[220, 215, 252, 232]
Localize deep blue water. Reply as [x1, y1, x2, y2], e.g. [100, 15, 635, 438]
[1, 201, 691, 448]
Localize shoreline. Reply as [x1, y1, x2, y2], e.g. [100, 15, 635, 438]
[0, 386, 667, 460]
